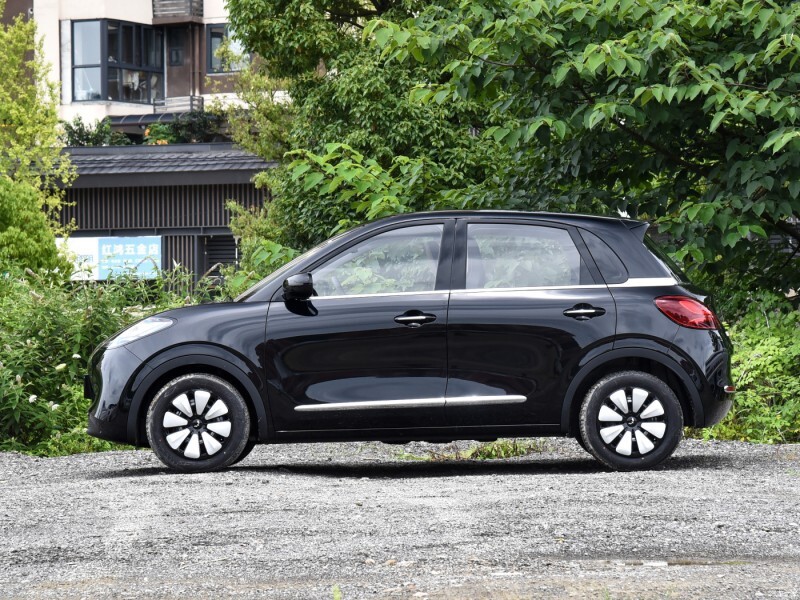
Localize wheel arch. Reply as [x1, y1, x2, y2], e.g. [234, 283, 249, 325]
[127, 346, 271, 447]
[561, 349, 702, 435]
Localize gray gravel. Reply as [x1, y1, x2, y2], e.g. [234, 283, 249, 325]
[1, 438, 799, 599]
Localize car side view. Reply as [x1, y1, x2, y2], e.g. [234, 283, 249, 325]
[86, 211, 734, 472]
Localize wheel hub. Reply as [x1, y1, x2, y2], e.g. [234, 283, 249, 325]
[596, 387, 667, 457]
[161, 389, 232, 460]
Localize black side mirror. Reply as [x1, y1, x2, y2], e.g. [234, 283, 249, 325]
[283, 273, 314, 301]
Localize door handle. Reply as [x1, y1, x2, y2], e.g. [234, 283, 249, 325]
[394, 311, 437, 328]
[563, 304, 607, 321]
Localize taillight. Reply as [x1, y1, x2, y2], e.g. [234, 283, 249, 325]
[654, 296, 720, 330]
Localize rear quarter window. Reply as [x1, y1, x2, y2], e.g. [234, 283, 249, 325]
[643, 234, 690, 282]
[579, 229, 628, 284]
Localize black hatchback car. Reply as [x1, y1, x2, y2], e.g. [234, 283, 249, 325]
[86, 211, 733, 472]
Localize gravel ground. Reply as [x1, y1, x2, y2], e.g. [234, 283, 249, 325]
[1, 438, 799, 599]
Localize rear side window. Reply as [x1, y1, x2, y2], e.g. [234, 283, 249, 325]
[466, 223, 592, 288]
[644, 234, 689, 282]
[579, 229, 628, 284]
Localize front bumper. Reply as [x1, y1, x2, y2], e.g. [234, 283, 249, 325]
[86, 344, 151, 445]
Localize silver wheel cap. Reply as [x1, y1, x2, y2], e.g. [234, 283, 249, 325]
[161, 390, 232, 460]
[597, 387, 668, 457]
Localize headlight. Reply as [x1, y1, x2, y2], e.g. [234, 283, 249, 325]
[107, 317, 174, 349]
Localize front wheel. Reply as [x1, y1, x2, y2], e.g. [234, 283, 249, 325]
[579, 371, 683, 471]
[146, 374, 251, 473]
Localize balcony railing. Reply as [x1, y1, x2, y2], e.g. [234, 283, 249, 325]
[153, 0, 203, 20]
[154, 96, 204, 114]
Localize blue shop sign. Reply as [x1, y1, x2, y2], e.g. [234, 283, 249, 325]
[98, 236, 161, 280]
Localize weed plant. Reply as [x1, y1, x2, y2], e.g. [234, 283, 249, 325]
[0, 267, 231, 455]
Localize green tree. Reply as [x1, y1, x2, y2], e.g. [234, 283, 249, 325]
[0, 177, 68, 271]
[0, 3, 74, 216]
[367, 0, 800, 293]
[224, 0, 510, 267]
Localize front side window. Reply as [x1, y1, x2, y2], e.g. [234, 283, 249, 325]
[72, 20, 164, 104]
[313, 225, 444, 297]
[467, 224, 590, 289]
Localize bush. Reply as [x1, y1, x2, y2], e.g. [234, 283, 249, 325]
[702, 293, 800, 443]
[0, 267, 227, 455]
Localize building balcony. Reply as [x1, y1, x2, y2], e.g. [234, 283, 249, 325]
[153, 95, 204, 113]
[153, 0, 204, 24]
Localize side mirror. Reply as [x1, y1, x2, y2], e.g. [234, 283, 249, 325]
[283, 272, 314, 301]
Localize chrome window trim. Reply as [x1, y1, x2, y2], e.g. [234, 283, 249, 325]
[607, 277, 677, 288]
[307, 277, 677, 301]
[294, 395, 527, 412]
[311, 290, 449, 301]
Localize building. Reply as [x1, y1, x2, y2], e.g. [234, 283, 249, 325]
[62, 144, 273, 281]
[2, 1, 270, 280]
[3, 0, 244, 126]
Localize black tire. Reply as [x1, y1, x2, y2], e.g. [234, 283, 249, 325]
[579, 371, 683, 471]
[230, 439, 257, 466]
[146, 374, 250, 473]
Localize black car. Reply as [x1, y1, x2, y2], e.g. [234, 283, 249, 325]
[86, 211, 734, 472]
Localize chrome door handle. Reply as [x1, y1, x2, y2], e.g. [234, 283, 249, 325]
[394, 312, 437, 328]
[563, 304, 607, 321]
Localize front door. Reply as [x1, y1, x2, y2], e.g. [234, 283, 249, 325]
[265, 221, 453, 434]
[446, 220, 617, 428]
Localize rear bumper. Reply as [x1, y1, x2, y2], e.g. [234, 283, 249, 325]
[668, 328, 733, 428]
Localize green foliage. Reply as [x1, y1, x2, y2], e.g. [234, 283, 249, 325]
[467, 439, 550, 460]
[401, 439, 551, 461]
[702, 294, 800, 443]
[370, 0, 800, 294]
[0, 4, 74, 219]
[60, 116, 131, 147]
[0, 177, 69, 272]
[144, 111, 224, 145]
[225, 0, 509, 263]
[0, 267, 233, 454]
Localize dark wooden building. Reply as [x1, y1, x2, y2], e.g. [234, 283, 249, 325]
[63, 143, 273, 279]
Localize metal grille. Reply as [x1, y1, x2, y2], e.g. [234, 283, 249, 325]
[61, 184, 266, 232]
[163, 234, 196, 272]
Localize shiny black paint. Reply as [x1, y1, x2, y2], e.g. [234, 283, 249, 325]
[264, 292, 449, 431]
[86, 210, 733, 449]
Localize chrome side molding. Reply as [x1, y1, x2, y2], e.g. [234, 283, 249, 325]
[294, 395, 527, 412]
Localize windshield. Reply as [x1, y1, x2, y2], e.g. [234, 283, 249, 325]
[235, 231, 352, 302]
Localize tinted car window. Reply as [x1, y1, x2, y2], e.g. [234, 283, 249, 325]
[313, 224, 443, 296]
[644, 234, 690, 282]
[467, 224, 590, 289]
[579, 229, 628, 284]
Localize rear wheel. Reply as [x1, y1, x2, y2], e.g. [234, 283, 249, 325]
[579, 371, 683, 471]
[146, 374, 250, 473]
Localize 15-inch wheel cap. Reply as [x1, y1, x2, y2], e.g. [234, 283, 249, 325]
[597, 387, 667, 457]
[161, 390, 232, 460]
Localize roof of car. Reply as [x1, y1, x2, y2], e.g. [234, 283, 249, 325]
[370, 210, 644, 230]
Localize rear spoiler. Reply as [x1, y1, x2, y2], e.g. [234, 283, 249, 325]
[624, 219, 650, 240]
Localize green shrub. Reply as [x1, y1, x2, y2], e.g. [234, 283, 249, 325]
[0, 267, 229, 454]
[702, 294, 800, 443]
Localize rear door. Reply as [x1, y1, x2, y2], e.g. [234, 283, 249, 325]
[445, 219, 617, 428]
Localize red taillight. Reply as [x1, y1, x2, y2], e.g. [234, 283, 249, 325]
[654, 296, 720, 330]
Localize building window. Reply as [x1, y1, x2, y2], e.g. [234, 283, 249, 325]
[72, 20, 164, 104]
[207, 24, 248, 74]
